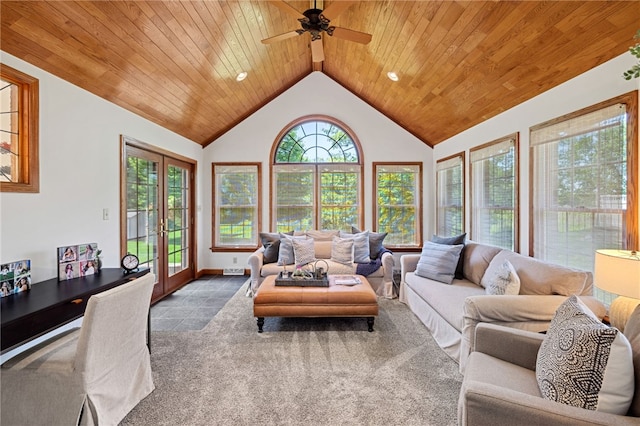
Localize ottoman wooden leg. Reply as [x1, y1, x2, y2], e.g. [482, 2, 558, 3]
[257, 317, 264, 333]
[367, 317, 374, 332]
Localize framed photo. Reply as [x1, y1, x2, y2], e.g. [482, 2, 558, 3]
[1, 259, 31, 298]
[58, 243, 98, 281]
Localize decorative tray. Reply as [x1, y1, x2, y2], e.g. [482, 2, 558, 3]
[274, 271, 329, 287]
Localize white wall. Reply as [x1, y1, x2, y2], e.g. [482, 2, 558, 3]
[203, 71, 433, 270]
[433, 53, 640, 255]
[0, 52, 203, 283]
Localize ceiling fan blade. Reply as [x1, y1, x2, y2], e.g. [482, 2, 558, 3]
[321, 1, 355, 21]
[330, 27, 372, 44]
[311, 38, 325, 63]
[261, 30, 301, 44]
[268, 1, 305, 20]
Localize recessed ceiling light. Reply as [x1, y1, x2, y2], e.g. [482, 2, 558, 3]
[387, 71, 399, 82]
[236, 72, 248, 82]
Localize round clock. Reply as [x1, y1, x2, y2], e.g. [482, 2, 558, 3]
[121, 253, 140, 274]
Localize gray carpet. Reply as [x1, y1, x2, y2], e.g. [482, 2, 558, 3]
[122, 281, 463, 425]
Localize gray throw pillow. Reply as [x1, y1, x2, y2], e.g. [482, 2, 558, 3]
[339, 230, 370, 263]
[292, 237, 316, 266]
[351, 226, 388, 259]
[536, 295, 634, 414]
[277, 234, 306, 266]
[331, 236, 354, 265]
[431, 233, 466, 279]
[260, 231, 292, 264]
[414, 241, 464, 284]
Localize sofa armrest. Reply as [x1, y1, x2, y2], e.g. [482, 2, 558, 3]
[459, 378, 636, 426]
[380, 251, 395, 298]
[399, 254, 421, 303]
[474, 323, 544, 370]
[400, 254, 420, 279]
[247, 247, 265, 296]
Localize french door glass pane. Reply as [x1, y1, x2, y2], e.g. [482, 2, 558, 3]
[167, 164, 189, 277]
[126, 156, 159, 277]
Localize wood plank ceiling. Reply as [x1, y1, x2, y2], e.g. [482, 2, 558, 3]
[1, 1, 638, 147]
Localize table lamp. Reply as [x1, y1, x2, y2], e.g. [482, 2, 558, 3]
[594, 249, 640, 331]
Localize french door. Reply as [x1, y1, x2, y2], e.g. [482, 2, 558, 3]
[121, 139, 196, 301]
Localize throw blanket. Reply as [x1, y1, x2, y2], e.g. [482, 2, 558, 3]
[356, 249, 391, 277]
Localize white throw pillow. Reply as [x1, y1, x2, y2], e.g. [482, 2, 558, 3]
[339, 230, 371, 263]
[414, 241, 463, 284]
[536, 295, 634, 414]
[292, 237, 315, 266]
[331, 236, 354, 265]
[484, 260, 520, 295]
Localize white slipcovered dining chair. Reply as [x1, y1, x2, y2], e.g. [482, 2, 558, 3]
[1, 273, 156, 425]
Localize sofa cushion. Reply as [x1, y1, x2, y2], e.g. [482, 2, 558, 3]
[331, 237, 354, 265]
[351, 226, 388, 260]
[484, 260, 520, 295]
[292, 238, 315, 266]
[431, 233, 466, 279]
[305, 230, 339, 241]
[260, 259, 357, 278]
[536, 295, 634, 415]
[339, 230, 370, 263]
[314, 240, 332, 259]
[277, 234, 307, 266]
[415, 241, 463, 284]
[405, 272, 485, 331]
[485, 250, 589, 296]
[623, 305, 640, 416]
[462, 242, 502, 285]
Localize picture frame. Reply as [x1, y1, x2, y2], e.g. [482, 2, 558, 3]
[1, 259, 32, 297]
[58, 243, 98, 281]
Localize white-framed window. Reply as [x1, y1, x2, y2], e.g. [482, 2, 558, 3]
[470, 134, 519, 251]
[530, 92, 638, 286]
[0, 64, 39, 193]
[436, 153, 465, 237]
[212, 163, 261, 249]
[374, 163, 422, 248]
[272, 116, 362, 232]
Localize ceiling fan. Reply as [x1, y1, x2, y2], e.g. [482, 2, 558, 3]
[261, 0, 372, 63]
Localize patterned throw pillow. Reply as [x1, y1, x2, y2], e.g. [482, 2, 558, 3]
[331, 237, 354, 265]
[431, 233, 466, 279]
[277, 234, 306, 266]
[339, 230, 370, 263]
[414, 241, 463, 284]
[292, 238, 316, 266]
[536, 295, 634, 415]
[351, 226, 388, 259]
[484, 260, 520, 295]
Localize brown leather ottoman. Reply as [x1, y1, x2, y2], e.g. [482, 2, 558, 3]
[253, 275, 379, 332]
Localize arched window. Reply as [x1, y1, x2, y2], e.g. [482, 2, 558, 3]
[271, 116, 363, 231]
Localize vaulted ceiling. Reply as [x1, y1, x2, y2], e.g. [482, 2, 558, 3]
[1, 1, 638, 147]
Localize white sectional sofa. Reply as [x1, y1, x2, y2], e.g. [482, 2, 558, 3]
[400, 241, 606, 372]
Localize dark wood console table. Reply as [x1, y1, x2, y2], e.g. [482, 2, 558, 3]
[1, 268, 150, 353]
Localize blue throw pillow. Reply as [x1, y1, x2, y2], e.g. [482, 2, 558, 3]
[431, 233, 466, 279]
[351, 226, 388, 259]
[415, 241, 464, 284]
[339, 230, 370, 263]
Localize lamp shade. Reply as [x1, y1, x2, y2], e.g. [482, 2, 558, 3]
[594, 250, 640, 299]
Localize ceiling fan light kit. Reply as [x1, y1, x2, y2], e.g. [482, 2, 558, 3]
[262, 0, 372, 64]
